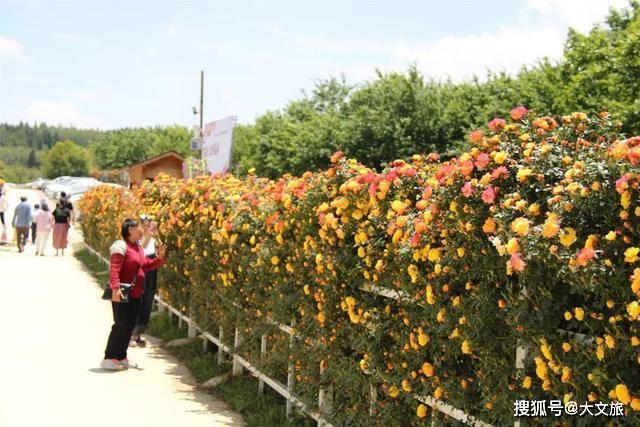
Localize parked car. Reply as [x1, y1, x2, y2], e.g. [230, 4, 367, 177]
[29, 178, 51, 190]
[44, 176, 97, 198]
[53, 179, 101, 199]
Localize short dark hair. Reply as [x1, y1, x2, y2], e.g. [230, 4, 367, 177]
[121, 218, 139, 240]
[60, 191, 66, 198]
[42, 203, 49, 212]
[20, 196, 27, 201]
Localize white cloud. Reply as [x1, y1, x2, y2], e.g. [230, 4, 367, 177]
[20, 102, 102, 129]
[527, 0, 629, 32]
[53, 33, 84, 43]
[167, 24, 189, 37]
[0, 36, 28, 59]
[261, 24, 287, 36]
[392, 26, 565, 81]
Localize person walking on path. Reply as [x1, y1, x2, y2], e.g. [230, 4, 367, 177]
[34, 203, 53, 256]
[0, 192, 8, 226]
[31, 203, 40, 244]
[101, 218, 166, 371]
[60, 191, 74, 226]
[130, 216, 159, 348]
[0, 192, 8, 245]
[52, 200, 71, 256]
[11, 196, 32, 253]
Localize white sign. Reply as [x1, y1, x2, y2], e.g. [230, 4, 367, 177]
[190, 138, 202, 151]
[201, 116, 236, 174]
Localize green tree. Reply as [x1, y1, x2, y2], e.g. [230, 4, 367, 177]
[42, 140, 92, 178]
[26, 149, 38, 168]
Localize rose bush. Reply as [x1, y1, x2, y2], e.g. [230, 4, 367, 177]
[79, 109, 640, 425]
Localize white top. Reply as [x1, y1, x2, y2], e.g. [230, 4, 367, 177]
[110, 240, 127, 256]
[143, 237, 156, 256]
[0, 197, 8, 213]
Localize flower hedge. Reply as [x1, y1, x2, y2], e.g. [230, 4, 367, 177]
[79, 109, 640, 425]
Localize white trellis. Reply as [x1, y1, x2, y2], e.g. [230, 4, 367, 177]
[84, 242, 500, 426]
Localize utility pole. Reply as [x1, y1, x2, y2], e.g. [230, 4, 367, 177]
[199, 70, 204, 137]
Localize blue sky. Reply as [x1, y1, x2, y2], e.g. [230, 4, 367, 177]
[0, 0, 628, 130]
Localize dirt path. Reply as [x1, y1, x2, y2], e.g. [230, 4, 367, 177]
[0, 187, 243, 427]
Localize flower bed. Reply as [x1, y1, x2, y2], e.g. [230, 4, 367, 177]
[79, 109, 640, 425]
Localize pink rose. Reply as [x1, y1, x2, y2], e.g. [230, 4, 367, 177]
[491, 166, 509, 179]
[469, 130, 484, 143]
[481, 186, 496, 204]
[475, 153, 490, 169]
[461, 182, 473, 197]
[488, 118, 506, 133]
[510, 106, 528, 121]
[510, 252, 526, 272]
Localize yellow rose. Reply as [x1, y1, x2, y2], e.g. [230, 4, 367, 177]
[516, 168, 533, 182]
[421, 361, 435, 377]
[615, 384, 630, 405]
[388, 385, 400, 398]
[627, 301, 640, 320]
[575, 307, 585, 321]
[605, 334, 616, 349]
[625, 247, 639, 263]
[416, 404, 428, 418]
[510, 217, 530, 237]
[494, 151, 507, 164]
[559, 227, 577, 247]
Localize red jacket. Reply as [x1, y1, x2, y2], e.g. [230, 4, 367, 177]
[109, 240, 165, 299]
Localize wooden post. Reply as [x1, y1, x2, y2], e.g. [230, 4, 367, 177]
[178, 315, 183, 329]
[157, 302, 165, 314]
[188, 320, 197, 338]
[202, 335, 208, 352]
[318, 384, 334, 426]
[369, 383, 377, 417]
[217, 326, 224, 366]
[258, 334, 267, 394]
[232, 327, 243, 376]
[286, 319, 296, 420]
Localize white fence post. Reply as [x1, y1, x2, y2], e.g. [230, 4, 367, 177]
[188, 320, 197, 338]
[369, 383, 377, 417]
[217, 325, 225, 366]
[258, 334, 267, 394]
[286, 319, 296, 420]
[232, 327, 243, 376]
[318, 384, 334, 426]
[157, 301, 165, 314]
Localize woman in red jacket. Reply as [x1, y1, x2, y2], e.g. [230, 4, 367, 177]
[101, 218, 166, 371]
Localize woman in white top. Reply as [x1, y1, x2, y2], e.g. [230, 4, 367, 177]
[0, 192, 8, 244]
[0, 192, 8, 226]
[130, 215, 159, 347]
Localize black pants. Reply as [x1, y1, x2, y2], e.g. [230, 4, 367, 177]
[134, 267, 157, 335]
[31, 223, 37, 244]
[0, 212, 4, 225]
[104, 298, 141, 360]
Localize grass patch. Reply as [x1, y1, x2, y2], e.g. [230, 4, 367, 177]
[75, 248, 109, 276]
[213, 376, 314, 427]
[147, 311, 188, 342]
[147, 313, 315, 427]
[75, 248, 110, 287]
